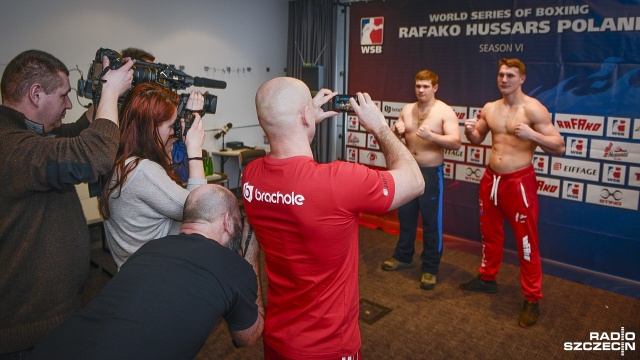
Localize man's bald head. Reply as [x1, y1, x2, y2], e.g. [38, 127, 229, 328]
[255, 77, 311, 133]
[183, 185, 239, 224]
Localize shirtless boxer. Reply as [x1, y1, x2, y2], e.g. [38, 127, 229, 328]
[382, 69, 461, 290]
[459, 58, 565, 327]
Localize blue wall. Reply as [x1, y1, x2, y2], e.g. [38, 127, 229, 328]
[348, 0, 640, 282]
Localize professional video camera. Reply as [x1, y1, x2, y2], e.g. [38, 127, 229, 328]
[78, 48, 226, 138]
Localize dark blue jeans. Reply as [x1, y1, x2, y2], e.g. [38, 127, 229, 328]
[392, 165, 443, 274]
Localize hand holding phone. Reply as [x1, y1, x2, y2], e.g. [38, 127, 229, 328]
[331, 94, 359, 113]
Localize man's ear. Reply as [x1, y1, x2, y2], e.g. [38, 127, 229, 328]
[28, 84, 44, 108]
[223, 212, 234, 234]
[301, 105, 312, 128]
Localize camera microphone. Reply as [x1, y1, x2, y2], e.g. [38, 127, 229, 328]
[193, 77, 227, 89]
[214, 123, 233, 139]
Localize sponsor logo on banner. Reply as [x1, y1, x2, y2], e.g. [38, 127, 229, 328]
[347, 147, 358, 162]
[537, 176, 560, 197]
[562, 180, 584, 202]
[451, 105, 467, 123]
[361, 17, 384, 54]
[443, 162, 454, 179]
[555, 113, 605, 136]
[629, 166, 640, 188]
[360, 150, 387, 168]
[455, 163, 484, 184]
[532, 155, 549, 174]
[382, 101, 406, 117]
[467, 147, 484, 165]
[550, 158, 600, 181]
[470, 107, 482, 120]
[444, 145, 466, 162]
[347, 115, 359, 130]
[603, 164, 627, 185]
[586, 184, 639, 211]
[346, 131, 366, 147]
[633, 119, 640, 140]
[607, 117, 631, 138]
[367, 134, 380, 150]
[566, 137, 588, 158]
[591, 139, 640, 164]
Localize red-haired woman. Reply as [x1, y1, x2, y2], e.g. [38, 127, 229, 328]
[99, 82, 206, 270]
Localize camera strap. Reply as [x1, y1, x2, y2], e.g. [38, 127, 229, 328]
[99, 66, 110, 78]
[93, 67, 111, 109]
[182, 109, 206, 118]
[243, 225, 253, 259]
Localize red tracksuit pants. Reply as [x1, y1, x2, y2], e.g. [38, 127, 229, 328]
[478, 165, 542, 301]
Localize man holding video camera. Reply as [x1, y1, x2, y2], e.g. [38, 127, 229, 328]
[0, 49, 133, 357]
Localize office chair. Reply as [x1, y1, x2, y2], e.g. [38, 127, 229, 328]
[237, 149, 267, 194]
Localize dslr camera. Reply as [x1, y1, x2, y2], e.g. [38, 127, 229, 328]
[78, 48, 225, 138]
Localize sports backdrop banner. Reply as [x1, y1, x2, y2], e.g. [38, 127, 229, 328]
[346, 0, 640, 282]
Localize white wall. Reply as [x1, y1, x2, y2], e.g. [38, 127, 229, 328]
[1, 0, 289, 164]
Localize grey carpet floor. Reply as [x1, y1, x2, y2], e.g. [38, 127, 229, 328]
[85, 226, 640, 360]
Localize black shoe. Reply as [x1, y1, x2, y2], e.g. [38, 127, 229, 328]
[459, 275, 498, 294]
[518, 300, 540, 328]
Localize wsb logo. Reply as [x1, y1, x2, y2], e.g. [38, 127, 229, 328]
[361, 45, 382, 54]
[564, 328, 636, 356]
[361, 17, 383, 54]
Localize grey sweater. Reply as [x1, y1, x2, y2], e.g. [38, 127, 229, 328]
[104, 158, 206, 269]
